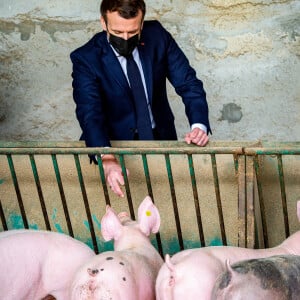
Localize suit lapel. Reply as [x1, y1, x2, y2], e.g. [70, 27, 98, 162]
[97, 34, 130, 91]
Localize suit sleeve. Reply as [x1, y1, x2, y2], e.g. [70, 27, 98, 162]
[161, 25, 211, 134]
[70, 51, 111, 147]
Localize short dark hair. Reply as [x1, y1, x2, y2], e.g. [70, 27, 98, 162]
[100, 0, 146, 23]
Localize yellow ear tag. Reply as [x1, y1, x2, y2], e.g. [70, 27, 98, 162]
[146, 210, 152, 217]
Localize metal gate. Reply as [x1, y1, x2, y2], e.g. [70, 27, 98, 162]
[0, 141, 299, 256]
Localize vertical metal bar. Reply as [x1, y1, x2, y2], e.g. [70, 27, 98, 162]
[141, 154, 163, 257]
[234, 154, 246, 247]
[29, 154, 51, 230]
[74, 154, 99, 253]
[7, 154, 28, 228]
[51, 154, 74, 237]
[277, 154, 289, 237]
[187, 154, 205, 247]
[253, 155, 269, 248]
[235, 153, 255, 249]
[142, 154, 153, 199]
[0, 198, 8, 230]
[210, 154, 227, 245]
[96, 157, 111, 206]
[119, 154, 135, 219]
[165, 154, 184, 250]
[246, 156, 255, 249]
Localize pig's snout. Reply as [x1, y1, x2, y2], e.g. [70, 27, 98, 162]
[87, 268, 99, 277]
[118, 212, 132, 225]
[118, 212, 129, 218]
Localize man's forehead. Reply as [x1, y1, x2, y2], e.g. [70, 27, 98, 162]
[106, 10, 143, 30]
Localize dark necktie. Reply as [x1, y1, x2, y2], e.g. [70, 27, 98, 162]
[126, 54, 153, 140]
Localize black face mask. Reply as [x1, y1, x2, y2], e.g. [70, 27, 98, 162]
[108, 32, 139, 57]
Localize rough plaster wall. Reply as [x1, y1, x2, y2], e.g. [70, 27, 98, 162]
[0, 0, 299, 142]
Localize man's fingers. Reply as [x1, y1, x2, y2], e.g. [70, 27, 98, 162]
[197, 135, 209, 146]
[185, 128, 209, 147]
[185, 128, 201, 143]
[107, 169, 128, 198]
[112, 185, 125, 198]
[184, 132, 194, 144]
[184, 135, 191, 144]
[109, 179, 125, 197]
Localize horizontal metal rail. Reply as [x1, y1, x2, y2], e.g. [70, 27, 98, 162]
[0, 146, 244, 155]
[245, 148, 300, 155]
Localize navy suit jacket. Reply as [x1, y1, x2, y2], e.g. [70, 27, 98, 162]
[70, 20, 211, 147]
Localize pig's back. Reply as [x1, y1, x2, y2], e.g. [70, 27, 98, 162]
[0, 229, 95, 300]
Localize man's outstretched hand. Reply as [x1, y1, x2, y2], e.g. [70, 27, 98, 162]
[101, 155, 129, 198]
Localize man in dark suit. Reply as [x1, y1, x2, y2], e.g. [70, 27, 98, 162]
[70, 0, 211, 197]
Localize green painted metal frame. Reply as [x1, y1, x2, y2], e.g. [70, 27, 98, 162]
[1, 141, 299, 253]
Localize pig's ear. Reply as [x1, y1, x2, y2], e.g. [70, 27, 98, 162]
[101, 205, 123, 241]
[297, 200, 300, 222]
[137, 196, 161, 236]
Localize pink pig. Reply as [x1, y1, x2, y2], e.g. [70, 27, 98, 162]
[0, 229, 95, 300]
[156, 201, 300, 300]
[70, 195, 164, 300]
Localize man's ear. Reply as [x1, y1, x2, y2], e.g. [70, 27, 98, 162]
[100, 16, 107, 31]
[140, 20, 144, 30]
[138, 21, 144, 39]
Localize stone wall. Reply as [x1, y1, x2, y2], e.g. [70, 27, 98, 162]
[0, 0, 299, 142]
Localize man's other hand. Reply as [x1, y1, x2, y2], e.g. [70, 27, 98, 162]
[184, 127, 209, 147]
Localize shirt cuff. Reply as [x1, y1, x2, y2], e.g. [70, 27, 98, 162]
[191, 123, 207, 134]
